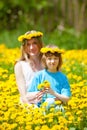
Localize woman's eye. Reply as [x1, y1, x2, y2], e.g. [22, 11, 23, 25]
[27, 43, 30, 46]
[33, 42, 37, 44]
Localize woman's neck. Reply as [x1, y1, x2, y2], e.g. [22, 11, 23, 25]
[29, 56, 42, 71]
[30, 55, 41, 64]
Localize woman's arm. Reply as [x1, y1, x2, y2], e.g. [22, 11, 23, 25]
[26, 91, 44, 104]
[14, 62, 44, 104]
[14, 62, 29, 103]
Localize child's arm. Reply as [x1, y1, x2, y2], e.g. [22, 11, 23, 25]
[46, 88, 70, 103]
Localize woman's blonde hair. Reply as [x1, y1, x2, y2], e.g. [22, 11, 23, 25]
[41, 44, 63, 71]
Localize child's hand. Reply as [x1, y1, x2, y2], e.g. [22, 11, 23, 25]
[44, 86, 50, 93]
[45, 87, 55, 95]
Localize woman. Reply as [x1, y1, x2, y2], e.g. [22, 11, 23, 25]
[14, 30, 45, 104]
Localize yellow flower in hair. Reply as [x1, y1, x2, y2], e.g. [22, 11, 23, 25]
[18, 31, 43, 42]
[40, 47, 64, 54]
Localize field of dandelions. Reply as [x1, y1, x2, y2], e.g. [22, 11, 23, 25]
[0, 44, 87, 130]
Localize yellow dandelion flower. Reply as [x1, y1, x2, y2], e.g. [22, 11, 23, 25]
[18, 31, 43, 42]
[44, 80, 50, 89]
[37, 83, 44, 90]
[55, 100, 62, 105]
[40, 47, 64, 54]
[37, 80, 50, 90]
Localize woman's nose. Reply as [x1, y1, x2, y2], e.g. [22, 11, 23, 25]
[29, 44, 33, 49]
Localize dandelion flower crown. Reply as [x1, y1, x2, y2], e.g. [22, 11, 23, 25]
[40, 47, 64, 54]
[18, 30, 43, 42]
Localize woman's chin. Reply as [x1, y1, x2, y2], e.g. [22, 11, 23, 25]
[30, 53, 37, 57]
[29, 52, 39, 57]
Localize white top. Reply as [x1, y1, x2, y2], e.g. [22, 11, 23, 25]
[20, 61, 35, 88]
[14, 61, 35, 92]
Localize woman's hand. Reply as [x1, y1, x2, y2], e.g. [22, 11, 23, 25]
[21, 95, 30, 104]
[26, 90, 45, 104]
[33, 90, 45, 103]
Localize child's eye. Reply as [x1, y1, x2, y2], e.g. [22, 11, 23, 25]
[54, 58, 58, 60]
[48, 58, 51, 60]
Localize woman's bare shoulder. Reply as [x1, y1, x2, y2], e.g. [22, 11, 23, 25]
[14, 61, 24, 77]
[14, 61, 24, 72]
[14, 61, 27, 71]
[15, 61, 21, 68]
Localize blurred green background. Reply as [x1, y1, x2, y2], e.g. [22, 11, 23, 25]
[0, 0, 87, 49]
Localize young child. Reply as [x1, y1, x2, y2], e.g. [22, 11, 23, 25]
[27, 44, 71, 108]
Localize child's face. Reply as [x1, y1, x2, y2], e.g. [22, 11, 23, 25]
[46, 55, 59, 72]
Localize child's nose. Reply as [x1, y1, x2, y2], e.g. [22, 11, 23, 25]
[51, 59, 55, 63]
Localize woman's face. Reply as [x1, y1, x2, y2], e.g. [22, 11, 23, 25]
[25, 38, 40, 57]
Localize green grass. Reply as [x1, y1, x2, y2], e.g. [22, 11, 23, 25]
[0, 30, 22, 48]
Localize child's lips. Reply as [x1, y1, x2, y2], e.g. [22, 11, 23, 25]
[50, 63, 55, 66]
